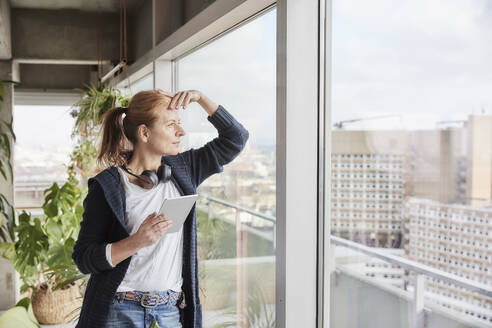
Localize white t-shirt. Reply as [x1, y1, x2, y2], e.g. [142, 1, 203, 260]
[105, 166, 184, 292]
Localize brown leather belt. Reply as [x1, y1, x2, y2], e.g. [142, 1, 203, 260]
[115, 290, 186, 309]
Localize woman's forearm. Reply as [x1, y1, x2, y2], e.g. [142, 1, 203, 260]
[110, 234, 142, 266]
[197, 92, 219, 116]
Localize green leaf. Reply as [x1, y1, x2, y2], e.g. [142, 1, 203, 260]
[53, 273, 86, 291]
[6, 160, 13, 183]
[15, 297, 30, 310]
[75, 202, 84, 217]
[0, 227, 8, 243]
[0, 194, 15, 242]
[14, 213, 49, 277]
[45, 237, 78, 281]
[0, 306, 39, 328]
[42, 181, 79, 218]
[0, 159, 6, 181]
[3, 116, 16, 142]
[45, 220, 63, 242]
[0, 242, 15, 261]
[20, 283, 33, 294]
[26, 302, 38, 325]
[46, 242, 71, 267]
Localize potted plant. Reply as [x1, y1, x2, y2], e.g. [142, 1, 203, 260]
[24, 83, 129, 323]
[0, 81, 129, 324]
[0, 178, 87, 324]
[70, 83, 129, 137]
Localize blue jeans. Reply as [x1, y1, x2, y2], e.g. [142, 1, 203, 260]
[105, 290, 183, 328]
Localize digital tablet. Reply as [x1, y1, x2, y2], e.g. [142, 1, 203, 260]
[157, 194, 198, 233]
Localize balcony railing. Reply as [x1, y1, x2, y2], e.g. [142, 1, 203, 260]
[199, 194, 276, 249]
[198, 194, 492, 328]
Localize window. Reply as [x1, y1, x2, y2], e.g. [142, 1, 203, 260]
[331, 0, 492, 325]
[172, 8, 276, 327]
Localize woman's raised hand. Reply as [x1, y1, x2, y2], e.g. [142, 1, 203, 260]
[157, 89, 201, 110]
[133, 212, 173, 248]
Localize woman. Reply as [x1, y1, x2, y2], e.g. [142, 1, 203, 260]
[72, 89, 249, 328]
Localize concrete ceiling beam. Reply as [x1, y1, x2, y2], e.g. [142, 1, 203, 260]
[11, 8, 121, 62]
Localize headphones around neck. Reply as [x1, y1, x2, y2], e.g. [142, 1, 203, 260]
[120, 159, 172, 189]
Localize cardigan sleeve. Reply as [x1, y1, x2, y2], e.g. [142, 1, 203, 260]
[72, 179, 115, 274]
[180, 105, 249, 187]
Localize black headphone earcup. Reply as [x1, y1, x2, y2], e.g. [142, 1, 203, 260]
[157, 164, 172, 183]
[164, 164, 172, 182]
[141, 170, 159, 188]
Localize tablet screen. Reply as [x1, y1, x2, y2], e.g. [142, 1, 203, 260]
[157, 194, 198, 233]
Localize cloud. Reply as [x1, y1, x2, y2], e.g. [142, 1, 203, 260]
[333, 0, 492, 127]
[177, 9, 276, 146]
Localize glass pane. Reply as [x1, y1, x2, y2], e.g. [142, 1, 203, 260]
[331, 0, 492, 327]
[13, 105, 75, 216]
[174, 8, 276, 328]
[119, 73, 154, 97]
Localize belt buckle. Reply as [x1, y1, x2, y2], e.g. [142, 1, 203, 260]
[141, 293, 160, 308]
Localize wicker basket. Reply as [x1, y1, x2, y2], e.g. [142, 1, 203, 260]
[31, 279, 83, 325]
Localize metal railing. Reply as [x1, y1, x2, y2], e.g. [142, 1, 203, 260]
[198, 194, 492, 328]
[330, 235, 492, 298]
[200, 195, 276, 223]
[198, 194, 276, 248]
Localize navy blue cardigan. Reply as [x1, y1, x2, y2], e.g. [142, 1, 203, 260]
[72, 105, 249, 327]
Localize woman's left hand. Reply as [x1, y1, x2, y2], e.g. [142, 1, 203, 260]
[157, 89, 201, 110]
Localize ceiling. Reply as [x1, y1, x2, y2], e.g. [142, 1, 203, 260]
[9, 0, 145, 13]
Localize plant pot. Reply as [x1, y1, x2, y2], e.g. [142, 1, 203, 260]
[31, 280, 82, 325]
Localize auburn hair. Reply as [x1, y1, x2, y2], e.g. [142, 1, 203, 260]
[97, 90, 172, 169]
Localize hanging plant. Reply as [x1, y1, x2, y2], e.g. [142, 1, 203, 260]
[70, 83, 130, 137]
[68, 140, 99, 179]
[68, 83, 130, 178]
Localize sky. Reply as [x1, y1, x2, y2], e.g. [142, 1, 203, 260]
[177, 8, 276, 147]
[332, 0, 492, 130]
[13, 105, 75, 167]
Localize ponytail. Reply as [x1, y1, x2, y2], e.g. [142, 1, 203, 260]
[96, 107, 130, 169]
